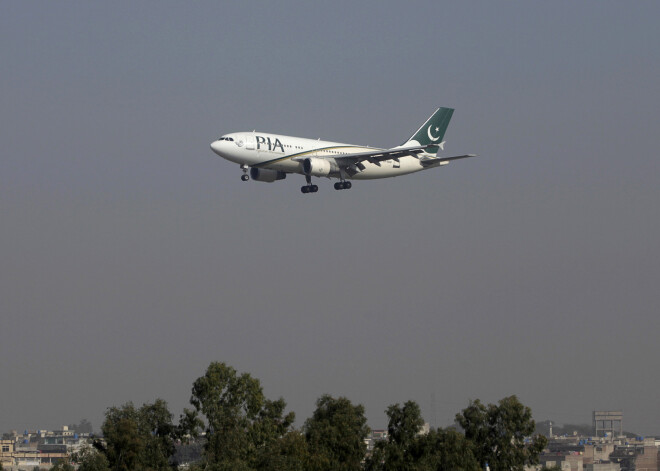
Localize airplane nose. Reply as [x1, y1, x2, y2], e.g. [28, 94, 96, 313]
[210, 140, 221, 154]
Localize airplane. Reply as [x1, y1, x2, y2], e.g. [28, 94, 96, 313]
[210, 107, 475, 194]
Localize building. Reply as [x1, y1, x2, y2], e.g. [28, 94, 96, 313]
[0, 427, 90, 470]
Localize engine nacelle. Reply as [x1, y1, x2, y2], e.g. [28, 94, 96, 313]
[302, 157, 333, 177]
[250, 168, 287, 183]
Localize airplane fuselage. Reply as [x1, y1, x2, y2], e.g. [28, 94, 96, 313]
[211, 132, 430, 180]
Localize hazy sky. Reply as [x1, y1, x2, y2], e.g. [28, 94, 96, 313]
[1, 2, 659, 436]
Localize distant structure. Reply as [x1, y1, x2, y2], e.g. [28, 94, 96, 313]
[0, 426, 89, 469]
[593, 411, 623, 438]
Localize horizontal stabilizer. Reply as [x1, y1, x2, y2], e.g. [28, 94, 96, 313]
[420, 154, 477, 167]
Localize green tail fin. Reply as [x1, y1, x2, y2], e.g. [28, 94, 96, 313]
[402, 107, 454, 154]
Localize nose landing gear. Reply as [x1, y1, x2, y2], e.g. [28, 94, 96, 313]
[240, 164, 249, 181]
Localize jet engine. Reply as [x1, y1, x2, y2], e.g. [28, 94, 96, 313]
[302, 157, 334, 177]
[249, 168, 287, 182]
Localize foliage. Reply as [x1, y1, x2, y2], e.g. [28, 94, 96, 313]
[456, 395, 547, 471]
[365, 401, 480, 471]
[188, 361, 296, 470]
[49, 459, 74, 471]
[78, 362, 548, 471]
[304, 394, 370, 471]
[413, 428, 480, 471]
[72, 444, 110, 471]
[100, 399, 176, 471]
[254, 430, 310, 471]
[365, 401, 425, 471]
[140, 399, 177, 469]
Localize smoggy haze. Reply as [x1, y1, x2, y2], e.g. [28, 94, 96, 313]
[1, 2, 659, 435]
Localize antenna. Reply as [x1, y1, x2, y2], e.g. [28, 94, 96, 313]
[431, 392, 437, 429]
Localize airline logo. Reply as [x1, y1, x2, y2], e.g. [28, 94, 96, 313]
[255, 135, 284, 152]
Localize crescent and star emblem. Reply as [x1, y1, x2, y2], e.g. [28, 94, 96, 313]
[427, 125, 441, 142]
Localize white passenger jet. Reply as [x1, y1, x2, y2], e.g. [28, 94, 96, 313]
[210, 107, 475, 194]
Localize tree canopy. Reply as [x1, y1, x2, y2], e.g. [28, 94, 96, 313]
[71, 445, 110, 471]
[187, 361, 296, 470]
[304, 394, 370, 471]
[74, 363, 547, 471]
[365, 400, 480, 471]
[100, 399, 176, 471]
[456, 395, 547, 471]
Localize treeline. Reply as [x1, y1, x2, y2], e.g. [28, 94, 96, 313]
[50, 362, 547, 471]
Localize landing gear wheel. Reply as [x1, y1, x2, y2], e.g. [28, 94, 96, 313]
[334, 182, 342, 190]
[241, 174, 249, 182]
[343, 181, 352, 189]
[301, 185, 318, 194]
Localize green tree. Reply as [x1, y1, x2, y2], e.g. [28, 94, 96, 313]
[101, 399, 176, 471]
[365, 401, 425, 471]
[102, 403, 144, 471]
[188, 362, 295, 470]
[412, 428, 480, 471]
[72, 444, 110, 471]
[304, 394, 370, 471]
[139, 399, 176, 469]
[365, 401, 479, 471]
[455, 395, 547, 471]
[49, 459, 74, 471]
[254, 430, 310, 471]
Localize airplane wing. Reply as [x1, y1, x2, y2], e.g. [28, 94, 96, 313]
[291, 143, 476, 172]
[332, 144, 435, 166]
[331, 145, 476, 168]
[292, 144, 434, 163]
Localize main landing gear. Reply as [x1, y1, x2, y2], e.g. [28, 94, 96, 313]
[301, 174, 318, 194]
[334, 180, 352, 190]
[240, 164, 249, 181]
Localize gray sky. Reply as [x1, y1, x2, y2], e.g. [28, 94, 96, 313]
[1, 1, 659, 436]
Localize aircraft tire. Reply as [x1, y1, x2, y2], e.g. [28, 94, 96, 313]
[343, 181, 352, 189]
[241, 174, 249, 182]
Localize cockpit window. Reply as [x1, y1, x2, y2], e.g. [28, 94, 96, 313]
[217, 137, 234, 142]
